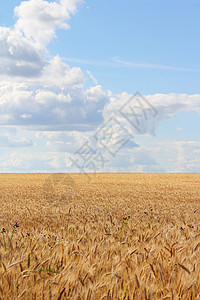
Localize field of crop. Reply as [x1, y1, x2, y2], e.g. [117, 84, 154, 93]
[0, 173, 200, 299]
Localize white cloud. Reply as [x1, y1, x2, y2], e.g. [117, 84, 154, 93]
[0, 60, 108, 130]
[135, 140, 200, 173]
[0, 127, 33, 148]
[0, 0, 83, 78]
[14, 0, 83, 50]
[41, 56, 85, 88]
[0, 0, 109, 136]
[103, 92, 200, 136]
[168, 141, 200, 172]
[0, 27, 45, 77]
[36, 130, 90, 152]
[0, 152, 67, 172]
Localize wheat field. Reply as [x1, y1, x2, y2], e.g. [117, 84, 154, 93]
[0, 173, 200, 299]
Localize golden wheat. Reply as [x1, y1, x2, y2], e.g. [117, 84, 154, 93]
[0, 173, 200, 299]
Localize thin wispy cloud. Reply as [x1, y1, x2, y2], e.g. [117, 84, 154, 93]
[62, 56, 199, 72]
[112, 57, 199, 72]
[62, 57, 117, 67]
[86, 70, 98, 84]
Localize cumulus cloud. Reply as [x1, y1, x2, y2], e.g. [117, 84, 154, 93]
[0, 77, 108, 130]
[14, 0, 83, 49]
[103, 92, 200, 136]
[0, 0, 110, 138]
[0, 27, 45, 77]
[0, 0, 83, 78]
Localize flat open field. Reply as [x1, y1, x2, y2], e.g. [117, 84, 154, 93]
[0, 173, 200, 299]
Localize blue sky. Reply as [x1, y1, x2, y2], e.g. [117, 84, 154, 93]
[0, 0, 199, 174]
